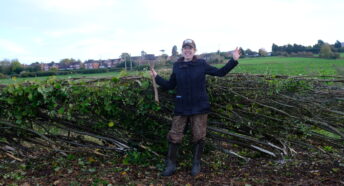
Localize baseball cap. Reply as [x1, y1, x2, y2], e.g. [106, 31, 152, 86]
[182, 39, 196, 49]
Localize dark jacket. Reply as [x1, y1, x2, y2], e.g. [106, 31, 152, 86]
[155, 58, 238, 116]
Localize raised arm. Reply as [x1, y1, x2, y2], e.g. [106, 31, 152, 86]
[204, 58, 238, 77]
[204, 47, 241, 76]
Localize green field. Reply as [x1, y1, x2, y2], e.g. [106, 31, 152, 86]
[0, 56, 343, 85]
[214, 56, 344, 76]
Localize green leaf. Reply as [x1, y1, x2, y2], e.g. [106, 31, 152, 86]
[28, 93, 33, 101]
[58, 107, 65, 115]
[108, 121, 114, 127]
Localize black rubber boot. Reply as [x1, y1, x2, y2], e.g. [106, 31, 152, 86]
[161, 142, 178, 176]
[191, 140, 204, 176]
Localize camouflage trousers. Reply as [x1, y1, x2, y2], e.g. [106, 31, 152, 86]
[167, 113, 208, 144]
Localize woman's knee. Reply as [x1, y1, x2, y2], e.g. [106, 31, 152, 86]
[167, 131, 184, 144]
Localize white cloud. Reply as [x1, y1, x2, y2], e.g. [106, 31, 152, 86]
[26, 0, 119, 14]
[45, 24, 108, 38]
[2, 0, 344, 63]
[140, 0, 344, 52]
[0, 39, 30, 55]
[32, 37, 45, 45]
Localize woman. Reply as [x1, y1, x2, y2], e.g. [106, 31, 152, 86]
[150, 39, 240, 176]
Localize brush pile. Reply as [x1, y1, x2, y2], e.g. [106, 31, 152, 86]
[0, 73, 343, 160]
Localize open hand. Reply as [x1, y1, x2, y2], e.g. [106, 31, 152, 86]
[150, 68, 157, 78]
[232, 47, 241, 61]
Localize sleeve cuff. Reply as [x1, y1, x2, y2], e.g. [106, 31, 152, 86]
[228, 58, 239, 65]
[155, 75, 162, 84]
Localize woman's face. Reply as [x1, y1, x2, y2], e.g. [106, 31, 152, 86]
[182, 46, 196, 61]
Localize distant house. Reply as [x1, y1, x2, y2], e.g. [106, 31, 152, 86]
[98, 59, 122, 68]
[99, 60, 107, 69]
[111, 58, 121, 66]
[138, 54, 156, 65]
[144, 54, 156, 61]
[41, 64, 48, 71]
[49, 62, 59, 70]
[41, 62, 59, 71]
[57, 61, 82, 70]
[58, 64, 68, 71]
[341, 42, 344, 48]
[199, 52, 217, 61]
[70, 61, 81, 70]
[84, 60, 100, 69]
[103, 60, 113, 68]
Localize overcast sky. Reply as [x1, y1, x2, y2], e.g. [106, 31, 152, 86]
[0, 0, 343, 64]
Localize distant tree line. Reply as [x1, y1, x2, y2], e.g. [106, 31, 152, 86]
[0, 58, 151, 79]
[0, 58, 83, 78]
[1, 40, 342, 79]
[0, 59, 41, 75]
[272, 40, 343, 59]
[0, 59, 40, 78]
